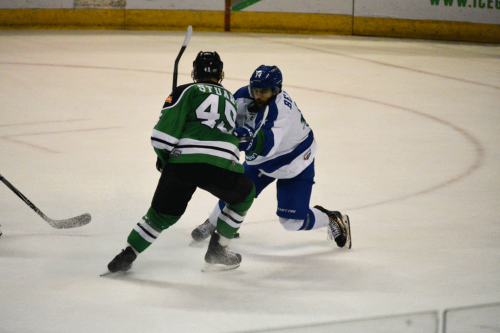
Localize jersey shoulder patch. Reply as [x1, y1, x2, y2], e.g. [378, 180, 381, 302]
[163, 83, 196, 108]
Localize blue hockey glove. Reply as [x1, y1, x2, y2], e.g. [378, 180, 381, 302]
[239, 137, 256, 151]
[234, 126, 254, 140]
[233, 126, 255, 151]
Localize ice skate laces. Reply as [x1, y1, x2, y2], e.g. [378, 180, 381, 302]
[327, 216, 342, 241]
[198, 219, 216, 237]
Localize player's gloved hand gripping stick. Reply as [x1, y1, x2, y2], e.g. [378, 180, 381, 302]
[238, 105, 269, 143]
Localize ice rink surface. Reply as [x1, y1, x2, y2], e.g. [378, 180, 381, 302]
[0, 29, 499, 333]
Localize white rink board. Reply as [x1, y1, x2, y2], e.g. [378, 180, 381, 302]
[354, 0, 500, 24]
[444, 304, 500, 333]
[238, 312, 438, 333]
[0, 0, 73, 9]
[238, 0, 353, 15]
[2, 0, 499, 26]
[125, 0, 224, 10]
[126, 0, 353, 14]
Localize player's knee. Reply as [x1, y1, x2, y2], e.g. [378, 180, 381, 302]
[225, 174, 255, 206]
[279, 217, 303, 231]
[227, 182, 255, 214]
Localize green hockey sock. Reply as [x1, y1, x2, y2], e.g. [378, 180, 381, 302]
[127, 207, 181, 253]
[217, 184, 255, 239]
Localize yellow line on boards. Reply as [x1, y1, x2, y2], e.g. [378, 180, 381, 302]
[0, 9, 498, 43]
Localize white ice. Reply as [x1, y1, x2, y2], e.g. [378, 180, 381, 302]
[0, 30, 499, 333]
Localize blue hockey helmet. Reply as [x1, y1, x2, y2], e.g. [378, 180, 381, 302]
[249, 65, 283, 95]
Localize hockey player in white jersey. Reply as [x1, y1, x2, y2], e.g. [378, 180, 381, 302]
[191, 65, 351, 249]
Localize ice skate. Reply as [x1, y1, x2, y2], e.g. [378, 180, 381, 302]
[314, 205, 352, 249]
[191, 219, 216, 243]
[101, 246, 137, 276]
[202, 232, 242, 272]
[191, 219, 239, 246]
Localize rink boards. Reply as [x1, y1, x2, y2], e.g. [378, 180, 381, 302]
[0, 0, 499, 43]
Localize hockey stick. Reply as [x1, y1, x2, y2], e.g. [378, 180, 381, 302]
[240, 105, 269, 142]
[172, 25, 193, 91]
[0, 174, 91, 229]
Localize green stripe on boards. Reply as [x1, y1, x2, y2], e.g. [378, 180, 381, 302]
[231, 0, 262, 11]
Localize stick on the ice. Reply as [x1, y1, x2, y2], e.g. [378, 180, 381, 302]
[0, 173, 91, 229]
[172, 25, 193, 91]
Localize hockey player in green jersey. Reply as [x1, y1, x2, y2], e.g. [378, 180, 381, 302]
[103, 51, 256, 273]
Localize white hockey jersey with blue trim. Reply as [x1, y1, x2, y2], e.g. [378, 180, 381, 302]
[234, 86, 317, 179]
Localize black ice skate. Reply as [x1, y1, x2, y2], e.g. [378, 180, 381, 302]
[101, 246, 137, 276]
[314, 205, 352, 249]
[202, 232, 242, 272]
[191, 219, 239, 246]
[191, 219, 216, 242]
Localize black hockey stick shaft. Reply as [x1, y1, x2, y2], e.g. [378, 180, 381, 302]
[172, 25, 193, 91]
[0, 173, 91, 229]
[0, 173, 46, 219]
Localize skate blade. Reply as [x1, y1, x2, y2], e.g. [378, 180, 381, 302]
[100, 270, 115, 277]
[100, 267, 131, 277]
[343, 214, 352, 249]
[100, 270, 130, 277]
[201, 262, 240, 272]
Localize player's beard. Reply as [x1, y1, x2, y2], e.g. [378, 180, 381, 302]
[255, 98, 266, 109]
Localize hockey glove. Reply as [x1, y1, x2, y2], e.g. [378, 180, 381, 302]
[156, 157, 163, 173]
[234, 126, 254, 140]
[239, 137, 256, 151]
[233, 126, 255, 151]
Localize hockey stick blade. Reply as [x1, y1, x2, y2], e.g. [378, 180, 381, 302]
[172, 25, 193, 91]
[182, 25, 193, 47]
[43, 213, 91, 229]
[0, 173, 91, 229]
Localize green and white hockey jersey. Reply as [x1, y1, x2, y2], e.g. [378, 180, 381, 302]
[151, 82, 243, 173]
